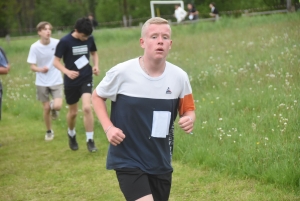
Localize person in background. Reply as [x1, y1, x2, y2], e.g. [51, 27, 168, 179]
[92, 17, 195, 201]
[187, 3, 199, 20]
[209, 2, 219, 19]
[88, 14, 98, 29]
[0, 47, 10, 147]
[174, 4, 187, 23]
[53, 17, 99, 153]
[27, 21, 63, 141]
[0, 47, 10, 121]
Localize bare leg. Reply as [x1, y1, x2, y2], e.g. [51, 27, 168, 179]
[136, 194, 154, 201]
[81, 93, 93, 132]
[52, 97, 63, 111]
[43, 101, 51, 131]
[67, 103, 78, 130]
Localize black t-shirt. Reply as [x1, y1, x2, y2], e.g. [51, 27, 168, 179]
[188, 7, 198, 20]
[212, 7, 219, 15]
[55, 32, 97, 87]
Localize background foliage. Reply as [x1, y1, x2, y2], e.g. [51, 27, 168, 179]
[0, 0, 298, 36]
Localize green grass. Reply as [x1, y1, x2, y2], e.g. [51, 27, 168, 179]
[1, 13, 300, 200]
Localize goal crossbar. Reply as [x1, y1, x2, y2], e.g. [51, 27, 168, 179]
[150, 1, 184, 18]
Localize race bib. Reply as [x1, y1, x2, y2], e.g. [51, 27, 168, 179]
[74, 55, 89, 69]
[151, 111, 171, 138]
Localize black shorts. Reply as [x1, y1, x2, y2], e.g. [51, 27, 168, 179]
[64, 82, 93, 105]
[115, 168, 172, 201]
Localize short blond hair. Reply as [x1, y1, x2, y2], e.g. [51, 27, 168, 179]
[36, 21, 52, 32]
[141, 17, 171, 37]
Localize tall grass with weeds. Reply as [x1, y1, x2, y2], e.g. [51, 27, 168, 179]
[0, 13, 300, 200]
[171, 13, 300, 189]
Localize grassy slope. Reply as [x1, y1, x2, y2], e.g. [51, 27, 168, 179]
[0, 13, 300, 200]
[1, 113, 299, 200]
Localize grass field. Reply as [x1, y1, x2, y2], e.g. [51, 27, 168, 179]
[0, 13, 300, 200]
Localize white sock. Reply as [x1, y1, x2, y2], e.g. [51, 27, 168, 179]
[68, 128, 76, 137]
[86, 132, 94, 142]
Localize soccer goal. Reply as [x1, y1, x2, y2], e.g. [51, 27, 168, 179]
[150, 1, 184, 18]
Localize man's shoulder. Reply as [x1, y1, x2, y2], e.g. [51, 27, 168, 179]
[107, 58, 138, 75]
[59, 33, 72, 42]
[88, 35, 95, 40]
[56, 34, 73, 49]
[29, 40, 45, 53]
[50, 37, 59, 44]
[113, 58, 137, 69]
[166, 61, 186, 73]
[30, 40, 41, 48]
[87, 35, 96, 43]
[120, 58, 137, 66]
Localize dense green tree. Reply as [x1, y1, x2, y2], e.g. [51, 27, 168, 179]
[0, 0, 293, 36]
[0, 1, 21, 36]
[34, 0, 88, 28]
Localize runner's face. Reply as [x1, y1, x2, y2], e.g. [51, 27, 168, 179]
[38, 24, 51, 39]
[140, 24, 172, 60]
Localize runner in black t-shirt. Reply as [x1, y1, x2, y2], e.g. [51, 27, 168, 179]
[54, 17, 99, 153]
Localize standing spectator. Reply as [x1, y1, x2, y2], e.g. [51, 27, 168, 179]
[174, 4, 187, 23]
[92, 17, 195, 201]
[27, 21, 63, 141]
[53, 17, 99, 152]
[0, 47, 10, 121]
[88, 14, 98, 29]
[187, 3, 199, 20]
[209, 2, 219, 19]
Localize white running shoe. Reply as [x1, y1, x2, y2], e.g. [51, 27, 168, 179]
[45, 130, 54, 141]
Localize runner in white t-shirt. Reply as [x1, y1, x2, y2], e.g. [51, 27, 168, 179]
[27, 21, 63, 141]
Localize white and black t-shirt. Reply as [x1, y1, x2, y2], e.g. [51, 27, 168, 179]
[96, 58, 195, 175]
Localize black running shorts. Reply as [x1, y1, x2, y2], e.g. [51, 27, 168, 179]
[115, 168, 172, 201]
[64, 82, 93, 105]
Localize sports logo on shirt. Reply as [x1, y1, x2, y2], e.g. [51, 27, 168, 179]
[166, 87, 172, 94]
[72, 45, 88, 55]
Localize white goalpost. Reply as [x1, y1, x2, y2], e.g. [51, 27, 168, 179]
[150, 1, 184, 18]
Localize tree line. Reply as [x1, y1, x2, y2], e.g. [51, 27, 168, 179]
[0, 0, 293, 37]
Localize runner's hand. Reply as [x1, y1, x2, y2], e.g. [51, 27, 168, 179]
[93, 66, 99, 76]
[178, 116, 194, 134]
[40, 66, 49, 73]
[66, 70, 79, 79]
[106, 126, 125, 146]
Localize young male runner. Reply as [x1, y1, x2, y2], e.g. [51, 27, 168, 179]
[27, 22, 63, 141]
[92, 17, 195, 201]
[54, 17, 99, 152]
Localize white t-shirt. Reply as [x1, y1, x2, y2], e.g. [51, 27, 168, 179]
[175, 6, 187, 23]
[27, 38, 63, 86]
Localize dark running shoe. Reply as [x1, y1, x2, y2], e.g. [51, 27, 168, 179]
[68, 134, 78, 151]
[87, 139, 97, 153]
